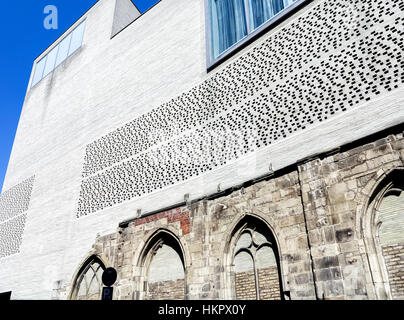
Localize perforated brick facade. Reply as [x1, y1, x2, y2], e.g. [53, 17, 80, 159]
[0, 0, 403, 300]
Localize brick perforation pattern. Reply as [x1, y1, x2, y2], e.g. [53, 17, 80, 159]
[77, 0, 404, 217]
[0, 176, 35, 223]
[0, 176, 35, 259]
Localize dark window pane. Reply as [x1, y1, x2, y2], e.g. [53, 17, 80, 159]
[209, 0, 248, 59]
[248, 0, 296, 31]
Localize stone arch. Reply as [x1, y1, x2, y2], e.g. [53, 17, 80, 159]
[68, 254, 109, 300]
[135, 228, 187, 300]
[360, 167, 404, 300]
[223, 213, 285, 300]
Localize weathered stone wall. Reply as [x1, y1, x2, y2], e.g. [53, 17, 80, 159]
[148, 279, 185, 300]
[69, 169, 314, 300]
[299, 131, 404, 300]
[60, 129, 404, 300]
[77, 293, 100, 301]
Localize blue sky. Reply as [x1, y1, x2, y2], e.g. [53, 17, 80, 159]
[0, 0, 159, 192]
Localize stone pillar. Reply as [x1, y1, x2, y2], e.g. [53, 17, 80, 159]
[298, 155, 368, 300]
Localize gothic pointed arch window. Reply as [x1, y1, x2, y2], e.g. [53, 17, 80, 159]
[71, 256, 106, 300]
[141, 231, 186, 300]
[366, 170, 404, 300]
[232, 217, 283, 300]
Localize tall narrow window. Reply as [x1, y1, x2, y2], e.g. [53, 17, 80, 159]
[43, 45, 59, 78]
[247, 0, 291, 31]
[71, 257, 105, 300]
[55, 33, 72, 68]
[233, 221, 282, 300]
[376, 187, 404, 300]
[209, 0, 248, 60]
[31, 19, 86, 88]
[31, 58, 46, 87]
[207, 0, 304, 65]
[364, 170, 404, 300]
[143, 233, 186, 300]
[68, 21, 86, 56]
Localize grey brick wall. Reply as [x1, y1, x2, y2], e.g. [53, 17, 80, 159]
[0, 0, 403, 299]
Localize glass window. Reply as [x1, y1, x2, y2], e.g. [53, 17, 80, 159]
[68, 21, 86, 56]
[248, 0, 293, 31]
[209, 0, 247, 60]
[72, 257, 105, 300]
[55, 34, 72, 68]
[31, 19, 86, 88]
[208, 0, 302, 66]
[31, 57, 46, 87]
[43, 45, 59, 77]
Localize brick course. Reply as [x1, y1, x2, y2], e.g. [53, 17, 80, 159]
[235, 270, 256, 300]
[258, 267, 281, 300]
[382, 242, 404, 300]
[134, 208, 191, 235]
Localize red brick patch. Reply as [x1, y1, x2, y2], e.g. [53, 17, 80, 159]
[133, 207, 191, 235]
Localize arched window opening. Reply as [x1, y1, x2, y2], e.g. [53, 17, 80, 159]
[364, 169, 404, 300]
[144, 232, 185, 300]
[233, 220, 282, 300]
[72, 256, 106, 300]
[376, 185, 404, 300]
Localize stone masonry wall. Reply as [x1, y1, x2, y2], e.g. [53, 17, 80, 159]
[299, 131, 404, 300]
[382, 242, 404, 300]
[60, 129, 404, 300]
[148, 279, 185, 300]
[74, 170, 316, 300]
